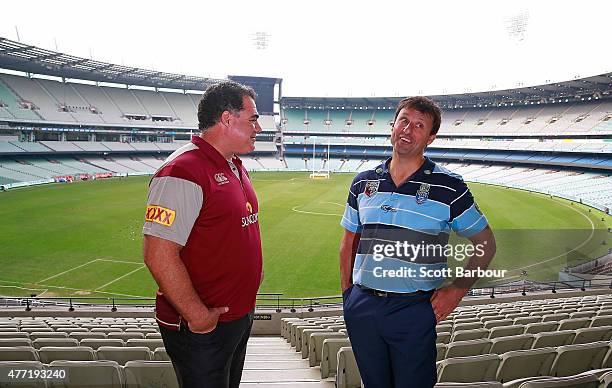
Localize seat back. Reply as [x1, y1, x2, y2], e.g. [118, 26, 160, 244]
[124, 360, 178, 388]
[38, 346, 96, 363]
[495, 347, 556, 383]
[437, 354, 500, 383]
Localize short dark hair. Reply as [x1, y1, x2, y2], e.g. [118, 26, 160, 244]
[197, 81, 257, 131]
[393, 96, 442, 135]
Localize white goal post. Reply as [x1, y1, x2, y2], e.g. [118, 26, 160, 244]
[309, 136, 331, 179]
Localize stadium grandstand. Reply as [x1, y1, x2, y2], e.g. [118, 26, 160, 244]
[1, 36, 612, 387]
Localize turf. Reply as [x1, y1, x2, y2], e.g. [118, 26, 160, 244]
[0, 173, 608, 300]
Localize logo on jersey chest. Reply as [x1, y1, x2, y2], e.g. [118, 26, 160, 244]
[214, 173, 229, 185]
[364, 180, 380, 197]
[416, 183, 431, 204]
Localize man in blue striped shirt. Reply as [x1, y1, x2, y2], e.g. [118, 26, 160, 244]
[339, 96, 496, 388]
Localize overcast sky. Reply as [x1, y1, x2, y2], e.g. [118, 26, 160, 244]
[1, 0, 610, 97]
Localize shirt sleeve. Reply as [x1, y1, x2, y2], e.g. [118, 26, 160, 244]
[143, 176, 203, 246]
[449, 181, 488, 238]
[340, 176, 363, 233]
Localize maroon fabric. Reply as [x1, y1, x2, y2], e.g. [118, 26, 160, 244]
[154, 136, 262, 329]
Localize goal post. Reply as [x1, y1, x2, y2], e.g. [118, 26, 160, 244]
[309, 136, 331, 179]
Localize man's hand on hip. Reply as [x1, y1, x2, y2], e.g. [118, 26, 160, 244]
[430, 286, 467, 323]
[187, 306, 229, 333]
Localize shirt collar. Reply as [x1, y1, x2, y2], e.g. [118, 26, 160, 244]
[376, 156, 435, 180]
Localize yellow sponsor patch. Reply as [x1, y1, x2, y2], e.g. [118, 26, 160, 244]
[145, 205, 176, 227]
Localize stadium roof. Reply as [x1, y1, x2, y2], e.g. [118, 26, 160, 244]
[0, 37, 226, 90]
[282, 72, 612, 110]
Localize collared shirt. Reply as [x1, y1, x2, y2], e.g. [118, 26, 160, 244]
[340, 157, 488, 293]
[143, 136, 262, 329]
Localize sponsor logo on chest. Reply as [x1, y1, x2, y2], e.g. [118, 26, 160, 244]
[241, 201, 259, 228]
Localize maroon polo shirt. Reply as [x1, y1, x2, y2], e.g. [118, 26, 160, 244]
[143, 136, 262, 330]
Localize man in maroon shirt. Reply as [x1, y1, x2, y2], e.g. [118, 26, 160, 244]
[143, 81, 263, 388]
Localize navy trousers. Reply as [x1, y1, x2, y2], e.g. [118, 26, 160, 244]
[160, 311, 254, 388]
[343, 285, 437, 388]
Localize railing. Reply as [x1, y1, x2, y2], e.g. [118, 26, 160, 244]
[2, 279, 612, 313]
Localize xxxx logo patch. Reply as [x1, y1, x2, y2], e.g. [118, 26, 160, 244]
[145, 205, 176, 227]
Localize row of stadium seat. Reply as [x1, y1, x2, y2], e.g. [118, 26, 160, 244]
[0, 345, 168, 364]
[0, 337, 162, 350]
[0, 359, 176, 388]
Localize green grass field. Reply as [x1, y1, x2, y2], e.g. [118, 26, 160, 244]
[0, 173, 609, 300]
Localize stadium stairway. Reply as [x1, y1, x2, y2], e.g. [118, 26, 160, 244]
[242, 336, 334, 387]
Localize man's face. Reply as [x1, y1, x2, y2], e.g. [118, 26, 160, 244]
[225, 96, 262, 155]
[391, 107, 436, 157]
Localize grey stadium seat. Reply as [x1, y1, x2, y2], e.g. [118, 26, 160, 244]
[97, 346, 152, 365]
[79, 338, 124, 350]
[124, 360, 179, 388]
[489, 334, 535, 355]
[126, 338, 164, 351]
[550, 341, 609, 377]
[531, 331, 575, 349]
[336, 346, 360, 388]
[445, 339, 492, 359]
[320, 338, 350, 379]
[437, 354, 500, 383]
[504, 372, 599, 387]
[0, 346, 39, 361]
[47, 360, 124, 388]
[32, 338, 78, 349]
[38, 346, 96, 363]
[495, 347, 556, 383]
[153, 347, 169, 361]
[0, 361, 46, 387]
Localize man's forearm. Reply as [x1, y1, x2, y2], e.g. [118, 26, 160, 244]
[143, 235, 208, 322]
[339, 231, 359, 291]
[452, 227, 496, 290]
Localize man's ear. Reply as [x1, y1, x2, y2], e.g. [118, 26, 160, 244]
[220, 111, 232, 127]
[427, 133, 436, 146]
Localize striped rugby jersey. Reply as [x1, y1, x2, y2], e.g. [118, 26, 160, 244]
[341, 157, 488, 293]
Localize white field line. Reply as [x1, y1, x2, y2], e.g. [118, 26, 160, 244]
[0, 278, 147, 298]
[487, 199, 597, 283]
[322, 201, 345, 208]
[97, 259, 142, 265]
[95, 265, 146, 291]
[291, 205, 342, 217]
[37, 259, 99, 283]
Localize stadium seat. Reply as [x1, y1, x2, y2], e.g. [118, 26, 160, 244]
[484, 320, 514, 330]
[47, 360, 124, 388]
[30, 331, 68, 340]
[0, 346, 39, 361]
[290, 324, 317, 347]
[152, 347, 169, 361]
[437, 343, 447, 362]
[557, 318, 592, 331]
[79, 338, 124, 350]
[514, 317, 542, 325]
[69, 332, 106, 341]
[145, 332, 162, 339]
[542, 313, 570, 322]
[495, 347, 556, 383]
[524, 322, 559, 335]
[531, 330, 576, 349]
[503, 372, 599, 387]
[572, 326, 612, 344]
[591, 316, 612, 327]
[336, 346, 360, 388]
[0, 361, 46, 387]
[437, 332, 452, 344]
[107, 332, 145, 341]
[451, 328, 489, 342]
[550, 341, 610, 377]
[0, 332, 29, 339]
[445, 339, 492, 358]
[489, 334, 535, 354]
[0, 338, 32, 347]
[32, 338, 78, 349]
[124, 360, 178, 388]
[453, 322, 483, 331]
[437, 354, 500, 383]
[320, 338, 350, 378]
[97, 346, 152, 365]
[308, 332, 346, 367]
[299, 328, 332, 355]
[126, 338, 164, 351]
[38, 346, 96, 363]
[489, 325, 525, 339]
